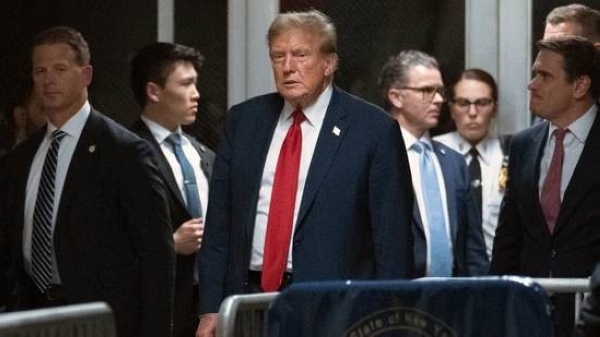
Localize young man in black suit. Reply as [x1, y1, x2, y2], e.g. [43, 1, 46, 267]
[1, 26, 175, 337]
[129, 42, 215, 337]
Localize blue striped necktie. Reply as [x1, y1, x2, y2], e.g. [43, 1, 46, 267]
[413, 141, 452, 277]
[165, 133, 202, 218]
[31, 129, 67, 291]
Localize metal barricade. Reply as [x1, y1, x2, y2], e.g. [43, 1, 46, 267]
[0, 302, 116, 337]
[531, 277, 591, 322]
[217, 277, 591, 337]
[218, 292, 278, 337]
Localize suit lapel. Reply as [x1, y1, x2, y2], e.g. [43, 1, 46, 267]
[12, 130, 46, 262]
[296, 88, 349, 226]
[56, 110, 104, 225]
[245, 96, 284, 239]
[432, 143, 458, 243]
[523, 123, 552, 239]
[186, 133, 212, 180]
[133, 120, 187, 209]
[555, 113, 600, 233]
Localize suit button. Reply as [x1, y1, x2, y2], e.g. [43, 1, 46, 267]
[550, 250, 557, 259]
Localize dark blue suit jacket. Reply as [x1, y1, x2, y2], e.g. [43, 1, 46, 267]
[412, 140, 489, 277]
[199, 87, 414, 313]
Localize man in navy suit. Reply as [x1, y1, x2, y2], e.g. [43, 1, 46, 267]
[1, 27, 175, 337]
[129, 42, 215, 337]
[491, 36, 600, 336]
[196, 10, 414, 337]
[379, 50, 488, 277]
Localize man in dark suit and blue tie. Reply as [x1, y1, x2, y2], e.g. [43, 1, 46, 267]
[196, 10, 414, 337]
[379, 50, 489, 278]
[491, 36, 600, 336]
[1, 27, 175, 337]
[129, 42, 215, 337]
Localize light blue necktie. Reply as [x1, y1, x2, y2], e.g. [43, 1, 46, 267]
[413, 141, 452, 276]
[165, 133, 202, 218]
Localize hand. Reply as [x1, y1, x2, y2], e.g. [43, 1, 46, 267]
[196, 313, 218, 337]
[173, 218, 204, 255]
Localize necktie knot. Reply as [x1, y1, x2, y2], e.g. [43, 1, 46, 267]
[52, 130, 67, 141]
[412, 141, 431, 154]
[292, 109, 306, 125]
[469, 147, 479, 158]
[554, 128, 567, 143]
[166, 133, 183, 147]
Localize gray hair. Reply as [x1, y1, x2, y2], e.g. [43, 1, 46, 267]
[267, 9, 337, 55]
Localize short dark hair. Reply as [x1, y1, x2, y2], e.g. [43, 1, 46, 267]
[546, 4, 600, 43]
[452, 68, 498, 103]
[130, 42, 204, 108]
[378, 50, 439, 110]
[33, 26, 90, 65]
[537, 35, 600, 101]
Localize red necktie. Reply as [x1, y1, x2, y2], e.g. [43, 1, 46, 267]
[262, 109, 305, 291]
[540, 128, 567, 234]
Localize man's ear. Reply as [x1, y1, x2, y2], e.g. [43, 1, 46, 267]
[387, 88, 403, 109]
[81, 65, 93, 87]
[573, 75, 591, 99]
[146, 82, 162, 103]
[324, 54, 338, 77]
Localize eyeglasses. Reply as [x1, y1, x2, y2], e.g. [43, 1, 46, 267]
[450, 98, 494, 110]
[400, 85, 446, 103]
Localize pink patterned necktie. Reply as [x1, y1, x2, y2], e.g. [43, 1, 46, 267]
[540, 128, 567, 234]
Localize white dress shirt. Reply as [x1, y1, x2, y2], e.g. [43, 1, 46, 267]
[141, 116, 209, 217]
[250, 85, 332, 272]
[539, 104, 597, 201]
[434, 131, 505, 258]
[401, 128, 453, 275]
[23, 101, 91, 284]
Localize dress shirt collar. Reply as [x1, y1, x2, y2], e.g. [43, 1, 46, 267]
[452, 133, 495, 166]
[547, 104, 597, 145]
[47, 100, 91, 140]
[401, 126, 432, 151]
[141, 116, 185, 145]
[281, 84, 332, 130]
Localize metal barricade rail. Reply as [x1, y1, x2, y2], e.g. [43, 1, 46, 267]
[531, 277, 590, 323]
[218, 292, 278, 337]
[217, 277, 591, 337]
[0, 302, 116, 337]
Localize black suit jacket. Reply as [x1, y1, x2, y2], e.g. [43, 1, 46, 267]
[3, 109, 175, 337]
[130, 119, 215, 335]
[491, 112, 600, 334]
[412, 141, 488, 277]
[199, 87, 415, 314]
[576, 262, 600, 337]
